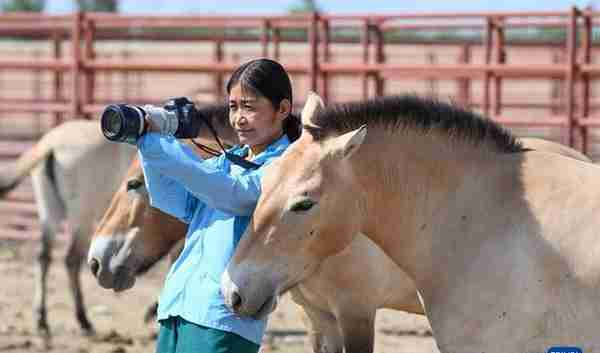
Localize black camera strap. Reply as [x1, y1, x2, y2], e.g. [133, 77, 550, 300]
[191, 114, 262, 170]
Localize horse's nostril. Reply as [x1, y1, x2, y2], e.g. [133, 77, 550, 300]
[231, 291, 243, 311]
[89, 259, 100, 277]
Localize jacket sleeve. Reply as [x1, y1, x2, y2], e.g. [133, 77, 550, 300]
[138, 150, 200, 224]
[137, 133, 264, 217]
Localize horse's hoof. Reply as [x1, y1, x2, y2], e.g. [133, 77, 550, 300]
[36, 325, 51, 338]
[77, 311, 95, 336]
[81, 326, 96, 337]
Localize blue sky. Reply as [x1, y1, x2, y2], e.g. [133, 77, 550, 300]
[45, 0, 596, 14]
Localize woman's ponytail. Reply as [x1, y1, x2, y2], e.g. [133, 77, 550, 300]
[282, 113, 301, 142]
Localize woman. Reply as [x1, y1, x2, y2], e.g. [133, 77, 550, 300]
[137, 58, 300, 353]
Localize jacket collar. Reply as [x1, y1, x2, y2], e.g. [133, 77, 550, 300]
[229, 134, 290, 164]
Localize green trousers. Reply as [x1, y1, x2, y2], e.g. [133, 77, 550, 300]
[155, 316, 260, 353]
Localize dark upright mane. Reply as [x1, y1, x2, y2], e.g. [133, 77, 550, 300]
[197, 103, 229, 129]
[305, 95, 523, 153]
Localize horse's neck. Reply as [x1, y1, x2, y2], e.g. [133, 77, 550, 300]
[353, 129, 505, 279]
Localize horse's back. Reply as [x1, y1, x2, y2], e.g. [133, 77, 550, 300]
[33, 120, 136, 225]
[442, 151, 600, 350]
[519, 137, 591, 162]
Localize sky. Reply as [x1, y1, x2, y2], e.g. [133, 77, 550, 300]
[44, 0, 597, 15]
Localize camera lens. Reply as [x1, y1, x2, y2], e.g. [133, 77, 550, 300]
[101, 105, 123, 140]
[100, 104, 145, 143]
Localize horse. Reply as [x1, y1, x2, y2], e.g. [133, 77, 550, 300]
[87, 157, 425, 353]
[0, 120, 136, 335]
[0, 104, 235, 336]
[222, 92, 600, 353]
[88, 95, 591, 353]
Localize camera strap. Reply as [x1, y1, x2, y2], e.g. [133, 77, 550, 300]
[191, 114, 262, 170]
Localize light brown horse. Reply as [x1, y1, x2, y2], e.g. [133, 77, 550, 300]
[87, 158, 187, 291]
[223, 92, 600, 353]
[86, 103, 237, 292]
[88, 96, 591, 353]
[88, 156, 425, 353]
[0, 120, 137, 335]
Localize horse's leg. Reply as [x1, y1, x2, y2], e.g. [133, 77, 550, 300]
[290, 289, 343, 353]
[335, 309, 376, 353]
[64, 224, 94, 335]
[31, 169, 64, 337]
[303, 305, 343, 353]
[34, 221, 54, 336]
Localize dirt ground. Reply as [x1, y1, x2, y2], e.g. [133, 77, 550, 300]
[0, 237, 439, 353]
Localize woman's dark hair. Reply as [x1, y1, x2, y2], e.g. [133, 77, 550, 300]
[226, 58, 301, 142]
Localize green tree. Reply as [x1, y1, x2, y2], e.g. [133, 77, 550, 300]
[288, 0, 319, 14]
[536, 27, 567, 41]
[75, 0, 118, 12]
[1, 0, 45, 12]
[281, 0, 320, 40]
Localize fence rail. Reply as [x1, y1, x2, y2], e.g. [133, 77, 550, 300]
[0, 8, 599, 147]
[1, 7, 600, 238]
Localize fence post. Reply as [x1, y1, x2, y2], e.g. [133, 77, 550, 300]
[361, 19, 370, 100]
[493, 17, 505, 117]
[550, 49, 564, 116]
[83, 17, 96, 119]
[566, 6, 579, 148]
[308, 11, 319, 93]
[273, 27, 281, 60]
[483, 17, 493, 118]
[374, 19, 385, 97]
[426, 51, 437, 97]
[457, 44, 471, 107]
[121, 49, 130, 101]
[319, 18, 330, 103]
[581, 9, 592, 155]
[70, 11, 83, 119]
[33, 49, 42, 134]
[261, 20, 270, 58]
[214, 36, 224, 100]
[52, 29, 64, 126]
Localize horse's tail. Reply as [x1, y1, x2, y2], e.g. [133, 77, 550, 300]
[0, 138, 53, 198]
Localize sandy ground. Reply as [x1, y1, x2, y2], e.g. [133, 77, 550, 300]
[0, 237, 439, 353]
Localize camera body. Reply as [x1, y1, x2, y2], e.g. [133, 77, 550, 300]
[101, 97, 203, 144]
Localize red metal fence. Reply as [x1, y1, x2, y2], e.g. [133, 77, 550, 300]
[1, 7, 600, 238]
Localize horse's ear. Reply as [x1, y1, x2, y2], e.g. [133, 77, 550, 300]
[301, 91, 325, 126]
[325, 125, 367, 160]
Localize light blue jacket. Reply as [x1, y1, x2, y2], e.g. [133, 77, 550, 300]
[137, 132, 290, 345]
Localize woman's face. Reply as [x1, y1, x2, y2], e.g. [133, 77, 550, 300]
[228, 84, 289, 147]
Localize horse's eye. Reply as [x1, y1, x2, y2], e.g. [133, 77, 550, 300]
[290, 199, 316, 212]
[126, 179, 143, 191]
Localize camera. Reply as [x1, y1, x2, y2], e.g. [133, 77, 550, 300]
[100, 97, 203, 144]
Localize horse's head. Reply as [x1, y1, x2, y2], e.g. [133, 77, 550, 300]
[222, 92, 369, 318]
[87, 158, 187, 291]
[88, 104, 238, 292]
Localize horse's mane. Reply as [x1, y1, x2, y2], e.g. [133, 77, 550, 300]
[197, 103, 229, 128]
[305, 94, 523, 153]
